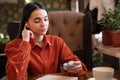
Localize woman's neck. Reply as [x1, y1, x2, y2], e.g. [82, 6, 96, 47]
[34, 35, 44, 44]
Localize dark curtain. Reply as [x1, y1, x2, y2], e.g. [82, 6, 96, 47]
[84, 3, 101, 34]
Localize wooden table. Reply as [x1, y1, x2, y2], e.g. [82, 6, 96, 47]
[29, 70, 120, 80]
[95, 44, 120, 69]
[96, 44, 120, 58]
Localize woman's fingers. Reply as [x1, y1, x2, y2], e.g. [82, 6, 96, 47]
[22, 24, 31, 42]
[24, 24, 27, 30]
[67, 61, 83, 73]
[74, 61, 83, 70]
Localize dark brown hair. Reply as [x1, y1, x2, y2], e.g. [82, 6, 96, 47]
[17, 2, 47, 38]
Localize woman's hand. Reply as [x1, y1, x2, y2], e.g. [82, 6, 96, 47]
[63, 61, 83, 73]
[22, 24, 34, 42]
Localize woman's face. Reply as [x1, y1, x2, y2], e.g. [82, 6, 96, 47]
[26, 9, 49, 36]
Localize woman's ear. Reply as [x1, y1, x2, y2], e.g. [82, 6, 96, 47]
[25, 22, 30, 29]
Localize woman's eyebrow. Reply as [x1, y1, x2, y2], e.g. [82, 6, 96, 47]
[44, 16, 48, 18]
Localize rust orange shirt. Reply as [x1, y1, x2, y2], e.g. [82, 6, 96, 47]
[5, 35, 87, 80]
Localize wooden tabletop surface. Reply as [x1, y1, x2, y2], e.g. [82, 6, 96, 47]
[29, 70, 120, 80]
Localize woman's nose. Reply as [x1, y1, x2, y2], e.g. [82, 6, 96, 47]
[40, 20, 45, 27]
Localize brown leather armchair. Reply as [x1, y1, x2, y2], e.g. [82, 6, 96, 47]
[5, 11, 93, 77]
[47, 11, 93, 71]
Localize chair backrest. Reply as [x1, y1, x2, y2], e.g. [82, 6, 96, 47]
[7, 21, 20, 40]
[7, 11, 93, 71]
[48, 11, 84, 51]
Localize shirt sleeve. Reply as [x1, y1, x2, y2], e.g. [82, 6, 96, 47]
[58, 38, 87, 76]
[5, 39, 31, 80]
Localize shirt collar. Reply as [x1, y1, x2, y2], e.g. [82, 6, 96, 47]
[29, 35, 52, 49]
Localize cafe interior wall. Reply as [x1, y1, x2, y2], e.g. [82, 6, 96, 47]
[0, 0, 68, 35]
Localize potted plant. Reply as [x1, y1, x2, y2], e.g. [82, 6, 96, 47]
[0, 33, 10, 53]
[98, 3, 120, 46]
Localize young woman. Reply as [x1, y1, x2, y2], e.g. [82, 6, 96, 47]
[5, 2, 87, 80]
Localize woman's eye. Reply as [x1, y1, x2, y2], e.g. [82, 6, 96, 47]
[44, 18, 48, 21]
[34, 17, 48, 23]
[34, 19, 40, 23]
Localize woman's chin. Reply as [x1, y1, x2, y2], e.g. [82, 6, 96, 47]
[40, 33, 46, 35]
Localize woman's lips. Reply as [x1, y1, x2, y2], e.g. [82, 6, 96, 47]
[39, 28, 46, 32]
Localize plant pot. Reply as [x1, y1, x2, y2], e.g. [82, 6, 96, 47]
[111, 31, 120, 47]
[102, 30, 112, 45]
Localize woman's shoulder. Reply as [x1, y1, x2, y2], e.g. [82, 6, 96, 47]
[7, 38, 22, 46]
[5, 38, 23, 51]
